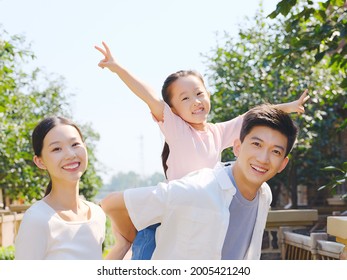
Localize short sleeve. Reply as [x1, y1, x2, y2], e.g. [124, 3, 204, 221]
[15, 209, 49, 259]
[215, 115, 244, 149]
[155, 102, 189, 144]
[124, 183, 168, 231]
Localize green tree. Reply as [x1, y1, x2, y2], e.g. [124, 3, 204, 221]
[268, 0, 347, 91]
[204, 5, 346, 207]
[268, 0, 347, 198]
[0, 28, 102, 206]
[101, 171, 165, 192]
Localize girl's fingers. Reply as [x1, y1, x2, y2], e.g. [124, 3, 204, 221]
[300, 89, 309, 102]
[102, 41, 111, 55]
[95, 45, 107, 57]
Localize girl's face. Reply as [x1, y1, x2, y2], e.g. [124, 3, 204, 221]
[169, 75, 211, 131]
[34, 124, 88, 185]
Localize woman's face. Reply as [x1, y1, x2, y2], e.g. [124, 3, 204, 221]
[34, 124, 88, 184]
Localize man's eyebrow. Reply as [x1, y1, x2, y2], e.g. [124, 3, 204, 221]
[250, 136, 285, 151]
[250, 136, 263, 142]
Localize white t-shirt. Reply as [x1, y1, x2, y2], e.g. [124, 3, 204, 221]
[15, 200, 106, 260]
[156, 103, 243, 181]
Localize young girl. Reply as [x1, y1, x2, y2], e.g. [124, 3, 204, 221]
[95, 41, 309, 259]
[15, 116, 106, 260]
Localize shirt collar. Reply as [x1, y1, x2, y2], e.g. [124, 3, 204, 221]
[213, 162, 237, 195]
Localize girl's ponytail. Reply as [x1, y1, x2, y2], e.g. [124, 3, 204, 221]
[161, 142, 170, 179]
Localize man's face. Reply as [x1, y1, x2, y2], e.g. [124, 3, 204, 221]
[233, 125, 289, 189]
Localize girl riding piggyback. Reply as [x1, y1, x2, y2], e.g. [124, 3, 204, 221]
[95, 41, 309, 259]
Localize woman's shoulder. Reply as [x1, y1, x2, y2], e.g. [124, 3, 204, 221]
[21, 200, 53, 224]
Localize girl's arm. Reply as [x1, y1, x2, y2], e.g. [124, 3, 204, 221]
[274, 89, 310, 114]
[95, 42, 164, 121]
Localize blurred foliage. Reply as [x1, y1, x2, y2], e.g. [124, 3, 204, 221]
[267, 0, 347, 199]
[318, 161, 347, 199]
[102, 217, 114, 255]
[204, 3, 346, 207]
[268, 0, 347, 92]
[0, 28, 103, 206]
[0, 245, 15, 260]
[97, 171, 165, 201]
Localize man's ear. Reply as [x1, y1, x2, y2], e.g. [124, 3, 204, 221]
[33, 155, 47, 170]
[233, 139, 241, 157]
[277, 156, 289, 173]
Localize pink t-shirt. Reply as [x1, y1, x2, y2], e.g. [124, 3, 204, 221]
[156, 103, 244, 181]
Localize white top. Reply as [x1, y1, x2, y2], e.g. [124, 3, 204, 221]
[15, 200, 106, 260]
[124, 162, 272, 260]
[156, 103, 243, 180]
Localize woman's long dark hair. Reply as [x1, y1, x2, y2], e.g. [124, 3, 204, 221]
[32, 116, 84, 196]
[160, 70, 207, 178]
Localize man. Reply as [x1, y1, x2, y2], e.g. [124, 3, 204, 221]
[101, 104, 298, 259]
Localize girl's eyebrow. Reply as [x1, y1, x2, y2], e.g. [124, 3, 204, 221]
[250, 136, 285, 152]
[178, 87, 203, 97]
[48, 137, 78, 146]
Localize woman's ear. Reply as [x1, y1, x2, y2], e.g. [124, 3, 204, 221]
[33, 155, 47, 170]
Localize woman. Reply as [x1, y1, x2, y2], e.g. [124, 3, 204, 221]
[15, 116, 106, 259]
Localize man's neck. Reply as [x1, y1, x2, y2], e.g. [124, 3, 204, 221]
[231, 164, 261, 201]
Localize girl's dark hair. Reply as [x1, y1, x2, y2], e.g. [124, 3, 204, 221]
[160, 70, 207, 178]
[240, 104, 298, 157]
[32, 116, 84, 196]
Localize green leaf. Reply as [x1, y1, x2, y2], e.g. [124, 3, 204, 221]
[340, 77, 347, 89]
[321, 166, 343, 172]
[314, 51, 326, 62]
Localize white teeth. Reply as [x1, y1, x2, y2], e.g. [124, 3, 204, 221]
[193, 108, 203, 114]
[63, 163, 79, 170]
[251, 165, 267, 173]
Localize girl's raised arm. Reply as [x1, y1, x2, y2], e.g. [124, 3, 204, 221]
[95, 41, 164, 121]
[274, 89, 310, 114]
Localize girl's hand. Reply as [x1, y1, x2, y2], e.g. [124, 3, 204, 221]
[290, 89, 310, 114]
[95, 41, 119, 72]
[277, 89, 310, 114]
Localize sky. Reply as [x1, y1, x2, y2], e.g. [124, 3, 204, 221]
[0, 0, 280, 183]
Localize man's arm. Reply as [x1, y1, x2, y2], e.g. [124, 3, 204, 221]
[100, 192, 137, 243]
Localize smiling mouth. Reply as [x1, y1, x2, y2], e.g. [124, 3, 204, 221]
[62, 162, 80, 170]
[251, 164, 268, 174]
[192, 108, 204, 114]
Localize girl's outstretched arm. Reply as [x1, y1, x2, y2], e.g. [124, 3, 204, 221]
[95, 41, 164, 121]
[274, 89, 310, 114]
